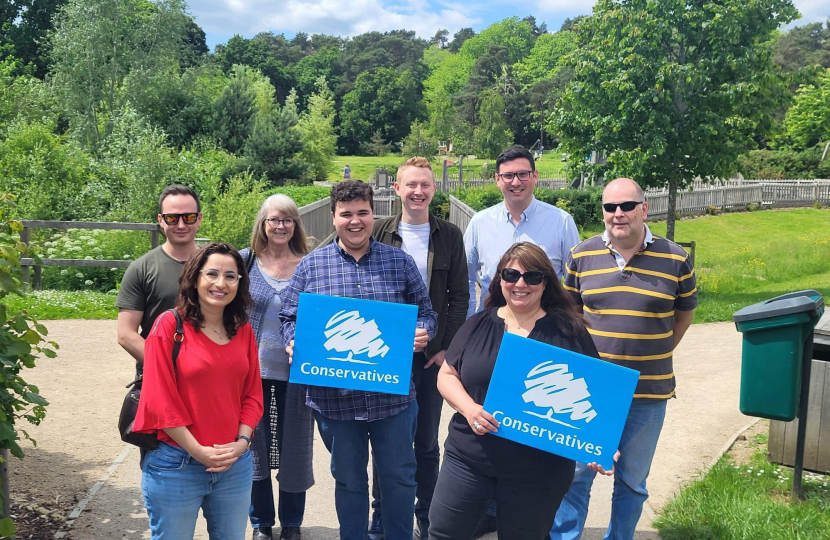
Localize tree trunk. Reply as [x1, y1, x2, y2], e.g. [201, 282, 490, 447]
[666, 176, 679, 241]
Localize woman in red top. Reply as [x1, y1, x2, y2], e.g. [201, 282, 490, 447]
[135, 242, 264, 540]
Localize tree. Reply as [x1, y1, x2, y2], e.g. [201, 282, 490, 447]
[513, 31, 577, 87]
[212, 68, 258, 155]
[243, 105, 307, 185]
[431, 29, 449, 48]
[785, 69, 830, 149]
[0, 0, 68, 78]
[48, 0, 189, 148]
[297, 78, 337, 182]
[448, 27, 475, 53]
[552, 0, 798, 240]
[362, 130, 393, 156]
[560, 16, 587, 33]
[401, 120, 438, 158]
[772, 20, 830, 74]
[339, 67, 425, 154]
[474, 89, 513, 158]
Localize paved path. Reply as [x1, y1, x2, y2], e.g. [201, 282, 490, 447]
[16, 320, 748, 539]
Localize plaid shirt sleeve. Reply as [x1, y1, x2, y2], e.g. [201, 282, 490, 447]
[278, 257, 308, 346]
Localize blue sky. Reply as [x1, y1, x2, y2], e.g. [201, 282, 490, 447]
[191, 0, 829, 51]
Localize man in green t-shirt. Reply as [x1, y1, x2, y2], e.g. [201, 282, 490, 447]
[115, 185, 203, 374]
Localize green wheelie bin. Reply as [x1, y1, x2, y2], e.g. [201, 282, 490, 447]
[733, 290, 824, 421]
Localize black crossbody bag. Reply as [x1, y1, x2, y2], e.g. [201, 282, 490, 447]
[118, 309, 184, 449]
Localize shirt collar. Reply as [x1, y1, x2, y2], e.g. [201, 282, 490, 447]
[500, 197, 538, 223]
[602, 224, 654, 250]
[333, 236, 376, 261]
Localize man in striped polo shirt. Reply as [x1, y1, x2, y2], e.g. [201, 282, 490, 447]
[549, 177, 697, 540]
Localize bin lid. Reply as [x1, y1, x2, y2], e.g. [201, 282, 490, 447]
[733, 290, 824, 323]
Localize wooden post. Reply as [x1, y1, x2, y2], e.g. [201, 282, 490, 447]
[442, 160, 449, 192]
[34, 266, 42, 290]
[20, 226, 30, 284]
[459, 156, 464, 187]
[151, 229, 159, 249]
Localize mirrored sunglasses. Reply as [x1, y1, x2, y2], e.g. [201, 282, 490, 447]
[161, 212, 199, 225]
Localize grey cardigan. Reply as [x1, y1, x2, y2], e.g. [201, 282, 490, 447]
[241, 248, 315, 491]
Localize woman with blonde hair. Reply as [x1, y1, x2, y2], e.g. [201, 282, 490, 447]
[241, 194, 314, 540]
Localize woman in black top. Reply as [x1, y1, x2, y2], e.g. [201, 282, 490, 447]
[428, 242, 610, 540]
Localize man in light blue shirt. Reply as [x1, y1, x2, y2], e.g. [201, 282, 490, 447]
[464, 145, 580, 318]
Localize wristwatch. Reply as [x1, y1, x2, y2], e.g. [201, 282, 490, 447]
[235, 435, 252, 449]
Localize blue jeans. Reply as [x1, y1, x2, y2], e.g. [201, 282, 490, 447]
[549, 399, 667, 540]
[142, 442, 253, 540]
[315, 403, 418, 540]
[371, 353, 445, 528]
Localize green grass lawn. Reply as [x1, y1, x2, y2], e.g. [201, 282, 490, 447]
[328, 153, 567, 183]
[654, 433, 830, 539]
[2, 290, 118, 320]
[647, 208, 830, 323]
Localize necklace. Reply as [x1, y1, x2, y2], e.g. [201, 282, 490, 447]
[202, 323, 226, 339]
[505, 306, 542, 331]
[262, 250, 289, 279]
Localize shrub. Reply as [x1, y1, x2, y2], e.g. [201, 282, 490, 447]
[737, 145, 830, 179]
[0, 193, 57, 536]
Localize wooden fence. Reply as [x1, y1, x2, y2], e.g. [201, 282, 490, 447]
[20, 220, 161, 289]
[449, 195, 476, 233]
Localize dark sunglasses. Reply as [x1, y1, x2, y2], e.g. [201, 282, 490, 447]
[602, 201, 643, 213]
[501, 268, 546, 285]
[161, 212, 199, 225]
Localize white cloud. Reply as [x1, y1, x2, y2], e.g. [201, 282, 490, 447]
[192, 0, 481, 41]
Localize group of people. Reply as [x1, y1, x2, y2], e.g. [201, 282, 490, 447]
[115, 144, 697, 540]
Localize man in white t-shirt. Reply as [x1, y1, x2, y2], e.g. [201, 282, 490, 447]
[369, 157, 469, 540]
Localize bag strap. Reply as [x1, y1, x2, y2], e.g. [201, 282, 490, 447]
[245, 249, 255, 272]
[170, 308, 184, 374]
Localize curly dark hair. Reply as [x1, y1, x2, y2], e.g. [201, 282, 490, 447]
[485, 242, 585, 336]
[330, 180, 374, 213]
[176, 242, 251, 338]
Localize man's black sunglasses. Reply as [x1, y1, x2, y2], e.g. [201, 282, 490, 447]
[161, 212, 199, 225]
[602, 201, 643, 213]
[501, 268, 546, 285]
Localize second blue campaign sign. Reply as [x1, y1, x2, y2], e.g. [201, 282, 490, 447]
[482, 333, 639, 470]
[289, 293, 417, 395]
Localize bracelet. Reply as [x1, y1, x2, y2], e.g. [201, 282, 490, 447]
[235, 435, 252, 449]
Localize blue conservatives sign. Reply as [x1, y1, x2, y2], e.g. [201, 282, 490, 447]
[289, 293, 417, 395]
[482, 333, 639, 469]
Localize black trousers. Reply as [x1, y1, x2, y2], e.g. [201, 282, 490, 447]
[371, 352, 445, 523]
[428, 448, 574, 540]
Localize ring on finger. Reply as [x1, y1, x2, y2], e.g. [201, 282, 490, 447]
[473, 421, 482, 431]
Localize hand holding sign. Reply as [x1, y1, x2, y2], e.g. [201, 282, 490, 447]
[463, 403, 500, 435]
[482, 333, 638, 470]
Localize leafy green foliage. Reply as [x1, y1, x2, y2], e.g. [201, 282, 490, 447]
[339, 67, 425, 154]
[0, 193, 56, 463]
[242, 103, 306, 186]
[297, 79, 337, 182]
[401, 120, 438, 158]
[737, 145, 830, 179]
[0, 120, 92, 220]
[553, 0, 798, 240]
[513, 31, 577, 87]
[473, 89, 513, 159]
[784, 69, 830, 149]
[48, 0, 190, 148]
